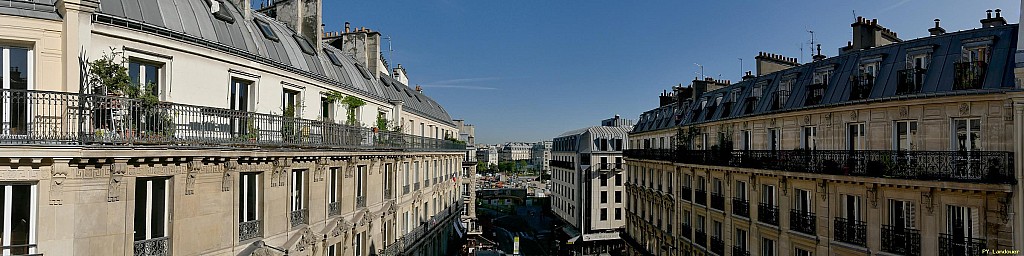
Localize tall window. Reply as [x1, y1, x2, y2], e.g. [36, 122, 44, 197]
[329, 168, 339, 208]
[761, 237, 775, 256]
[615, 191, 622, 203]
[230, 79, 253, 136]
[291, 170, 306, 213]
[801, 126, 817, 150]
[842, 194, 860, 221]
[741, 130, 751, 150]
[761, 185, 776, 207]
[768, 128, 780, 151]
[321, 96, 335, 122]
[0, 183, 36, 255]
[794, 248, 813, 256]
[600, 208, 607, 221]
[735, 181, 747, 200]
[793, 189, 811, 213]
[735, 228, 747, 252]
[946, 205, 978, 240]
[134, 177, 170, 242]
[601, 191, 607, 203]
[894, 121, 918, 151]
[282, 89, 300, 118]
[1, 47, 32, 136]
[240, 173, 261, 224]
[356, 165, 366, 199]
[128, 59, 162, 97]
[847, 123, 866, 150]
[776, 79, 794, 108]
[888, 199, 915, 229]
[952, 118, 981, 151]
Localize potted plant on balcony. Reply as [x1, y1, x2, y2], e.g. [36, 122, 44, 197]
[246, 118, 259, 143]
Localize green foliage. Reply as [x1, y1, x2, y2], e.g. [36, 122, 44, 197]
[281, 103, 297, 141]
[376, 112, 389, 131]
[89, 49, 174, 138]
[341, 95, 366, 126]
[89, 48, 135, 96]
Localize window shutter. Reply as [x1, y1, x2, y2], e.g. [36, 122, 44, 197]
[906, 201, 915, 229]
[970, 207, 980, 238]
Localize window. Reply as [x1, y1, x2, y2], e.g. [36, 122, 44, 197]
[615, 191, 622, 203]
[963, 45, 990, 63]
[888, 199, 915, 229]
[209, 0, 235, 23]
[842, 194, 860, 221]
[712, 220, 722, 238]
[253, 18, 279, 41]
[321, 96, 335, 122]
[861, 62, 880, 78]
[600, 208, 607, 221]
[946, 205, 978, 240]
[292, 34, 316, 55]
[776, 78, 794, 109]
[847, 123, 866, 150]
[761, 185, 776, 206]
[894, 121, 918, 151]
[325, 49, 343, 66]
[952, 118, 981, 151]
[282, 89, 300, 118]
[813, 68, 833, 85]
[354, 233, 363, 256]
[129, 59, 162, 97]
[0, 183, 37, 255]
[134, 177, 170, 242]
[615, 208, 622, 220]
[741, 130, 751, 150]
[801, 126, 817, 150]
[601, 191, 607, 204]
[695, 215, 706, 232]
[1, 47, 31, 136]
[291, 169, 306, 215]
[712, 178, 723, 194]
[615, 173, 622, 186]
[329, 167, 339, 204]
[735, 229, 748, 251]
[240, 172, 261, 223]
[768, 128, 780, 151]
[909, 53, 930, 70]
[735, 181, 747, 200]
[761, 237, 775, 256]
[793, 189, 811, 213]
[600, 173, 607, 186]
[795, 248, 812, 256]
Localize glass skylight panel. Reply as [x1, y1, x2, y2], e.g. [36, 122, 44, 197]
[293, 35, 316, 55]
[324, 49, 343, 66]
[254, 19, 278, 41]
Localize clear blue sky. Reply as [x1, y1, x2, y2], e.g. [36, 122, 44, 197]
[322, 0, 1019, 145]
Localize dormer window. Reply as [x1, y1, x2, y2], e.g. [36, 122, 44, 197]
[774, 78, 794, 110]
[955, 37, 994, 90]
[207, 0, 235, 23]
[254, 19, 279, 41]
[899, 46, 934, 95]
[293, 35, 316, 55]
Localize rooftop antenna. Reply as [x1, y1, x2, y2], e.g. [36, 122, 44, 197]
[738, 58, 743, 79]
[694, 63, 704, 80]
[385, 36, 394, 70]
[799, 43, 804, 63]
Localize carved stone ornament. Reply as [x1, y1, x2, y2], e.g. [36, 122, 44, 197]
[251, 247, 278, 256]
[867, 184, 879, 208]
[294, 227, 320, 252]
[769, 118, 777, 127]
[332, 219, 354, 238]
[223, 160, 237, 192]
[959, 103, 971, 116]
[899, 106, 909, 118]
[817, 181, 827, 201]
[185, 160, 201, 195]
[921, 189, 935, 215]
[850, 110, 858, 120]
[109, 163, 127, 202]
[803, 115, 811, 125]
[50, 166, 68, 205]
[314, 158, 328, 182]
[999, 194, 1012, 224]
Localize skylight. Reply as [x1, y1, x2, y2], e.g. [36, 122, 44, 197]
[354, 63, 373, 80]
[211, 0, 235, 23]
[254, 19, 278, 41]
[324, 49, 343, 66]
[293, 35, 316, 55]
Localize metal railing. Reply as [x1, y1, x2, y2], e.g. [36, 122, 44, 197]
[834, 217, 866, 246]
[732, 198, 749, 218]
[680, 223, 691, 240]
[710, 236, 724, 255]
[680, 186, 691, 201]
[694, 230, 707, 248]
[550, 160, 575, 169]
[133, 237, 169, 256]
[758, 203, 779, 226]
[290, 209, 308, 227]
[598, 163, 623, 170]
[356, 196, 366, 208]
[382, 203, 463, 256]
[328, 201, 341, 216]
[939, 233, 986, 256]
[732, 245, 750, 256]
[239, 219, 263, 241]
[897, 68, 926, 95]
[789, 210, 816, 235]
[850, 73, 873, 100]
[805, 83, 825, 106]
[625, 149, 1014, 184]
[694, 189, 707, 206]
[710, 193, 725, 211]
[881, 225, 921, 256]
[0, 89, 465, 151]
[954, 61, 987, 90]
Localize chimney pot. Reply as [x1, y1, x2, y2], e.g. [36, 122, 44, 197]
[987, 10, 992, 19]
[996, 9, 1001, 17]
[345, 22, 350, 33]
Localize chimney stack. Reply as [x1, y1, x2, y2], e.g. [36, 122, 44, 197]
[257, 0, 322, 44]
[755, 51, 799, 76]
[812, 44, 826, 61]
[845, 16, 901, 53]
[415, 85, 423, 92]
[329, 22, 386, 79]
[742, 71, 756, 81]
[981, 9, 1007, 28]
[392, 64, 409, 85]
[928, 19, 946, 36]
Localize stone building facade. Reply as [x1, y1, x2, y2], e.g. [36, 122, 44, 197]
[625, 12, 1023, 256]
[0, 0, 466, 255]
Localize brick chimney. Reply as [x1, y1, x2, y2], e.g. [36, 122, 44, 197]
[929, 19, 946, 36]
[257, 0, 322, 44]
[328, 23, 385, 79]
[755, 52, 798, 76]
[981, 9, 1007, 28]
[741, 71, 756, 81]
[690, 77, 730, 100]
[846, 16, 901, 53]
[659, 90, 674, 107]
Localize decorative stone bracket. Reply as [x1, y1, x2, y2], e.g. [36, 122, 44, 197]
[185, 159, 202, 195]
[108, 162, 127, 202]
[921, 188, 935, 215]
[867, 184, 879, 209]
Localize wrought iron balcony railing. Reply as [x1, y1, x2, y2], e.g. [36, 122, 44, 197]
[897, 68, 926, 95]
[356, 196, 366, 208]
[290, 208, 308, 227]
[954, 61, 987, 90]
[680, 223, 691, 240]
[834, 217, 866, 246]
[733, 245, 750, 256]
[694, 230, 707, 248]
[743, 97, 758, 115]
[133, 237, 169, 256]
[804, 83, 825, 106]
[680, 186, 691, 201]
[239, 219, 263, 241]
[710, 236, 725, 255]
[328, 201, 341, 216]
[694, 189, 707, 206]
[598, 163, 623, 170]
[625, 149, 1014, 184]
[710, 193, 725, 211]
[550, 160, 575, 169]
[790, 209, 816, 235]
[0, 244, 39, 256]
[382, 203, 464, 255]
[732, 198, 749, 218]
[758, 203, 779, 226]
[0, 89, 465, 151]
[850, 73, 873, 100]
[939, 233, 986, 256]
[881, 225, 921, 256]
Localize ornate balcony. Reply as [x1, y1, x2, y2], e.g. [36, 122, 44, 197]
[290, 208, 308, 227]
[710, 236, 725, 255]
[680, 223, 691, 240]
[732, 198, 749, 218]
[789, 209, 816, 235]
[710, 193, 725, 211]
[133, 237, 169, 256]
[939, 233, 986, 256]
[694, 230, 707, 248]
[329, 201, 341, 216]
[356, 196, 366, 208]
[954, 61, 987, 90]
[881, 225, 921, 256]
[626, 149, 1014, 184]
[733, 245, 750, 256]
[382, 203, 464, 255]
[758, 203, 779, 226]
[897, 68, 926, 95]
[833, 217, 866, 246]
[239, 219, 263, 241]
[694, 189, 707, 206]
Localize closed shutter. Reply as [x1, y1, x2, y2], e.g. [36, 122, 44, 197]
[905, 201, 915, 229]
[970, 207, 979, 238]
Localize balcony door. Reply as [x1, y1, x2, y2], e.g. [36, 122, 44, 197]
[952, 118, 982, 178]
[888, 199, 915, 230]
[946, 205, 978, 240]
[0, 183, 36, 255]
[1, 47, 32, 136]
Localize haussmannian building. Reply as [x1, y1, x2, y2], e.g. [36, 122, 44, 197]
[0, 0, 468, 255]
[624, 10, 1024, 256]
[551, 117, 632, 255]
[499, 142, 533, 162]
[532, 141, 552, 174]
